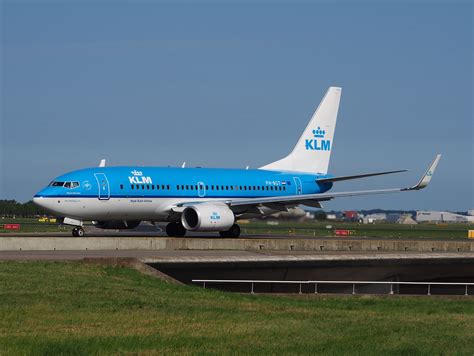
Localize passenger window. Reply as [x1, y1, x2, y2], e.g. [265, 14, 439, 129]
[157, 185, 160, 190]
[131, 185, 134, 190]
[162, 185, 165, 190]
[177, 185, 180, 190]
[147, 185, 150, 190]
[283, 186, 286, 191]
[244, 186, 247, 191]
[195, 185, 198, 190]
[266, 186, 269, 190]
[253, 186, 256, 190]
[206, 185, 209, 190]
[120, 184, 123, 190]
[136, 184, 140, 190]
[190, 186, 194, 190]
[216, 186, 219, 190]
[186, 185, 189, 190]
[211, 185, 214, 190]
[230, 186, 234, 190]
[152, 185, 155, 190]
[226, 186, 229, 190]
[142, 185, 145, 190]
[181, 185, 184, 190]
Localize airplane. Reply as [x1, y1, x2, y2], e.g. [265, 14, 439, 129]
[33, 87, 441, 237]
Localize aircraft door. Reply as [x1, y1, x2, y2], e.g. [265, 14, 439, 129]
[94, 173, 110, 200]
[197, 182, 206, 197]
[293, 177, 303, 195]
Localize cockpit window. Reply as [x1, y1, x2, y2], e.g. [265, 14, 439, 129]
[64, 181, 80, 189]
[50, 181, 65, 187]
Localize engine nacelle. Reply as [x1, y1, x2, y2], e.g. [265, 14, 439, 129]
[181, 204, 235, 231]
[94, 220, 141, 230]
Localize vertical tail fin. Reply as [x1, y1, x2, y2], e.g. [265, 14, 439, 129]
[260, 86, 341, 174]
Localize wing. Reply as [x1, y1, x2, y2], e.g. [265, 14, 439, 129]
[228, 155, 441, 209]
[170, 154, 440, 215]
[316, 169, 407, 184]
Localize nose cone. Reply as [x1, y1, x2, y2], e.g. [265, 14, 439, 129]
[33, 195, 46, 208]
[33, 186, 52, 208]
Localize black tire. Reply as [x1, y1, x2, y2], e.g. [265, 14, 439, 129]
[165, 223, 177, 237]
[219, 224, 240, 238]
[72, 228, 78, 237]
[228, 224, 241, 238]
[174, 223, 187, 237]
[77, 227, 85, 237]
[166, 222, 187, 237]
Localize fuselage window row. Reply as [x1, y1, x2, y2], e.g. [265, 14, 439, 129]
[125, 183, 286, 193]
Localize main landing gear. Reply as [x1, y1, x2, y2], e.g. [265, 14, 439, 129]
[72, 227, 85, 237]
[165, 222, 187, 237]
[219, 224, 241, 238]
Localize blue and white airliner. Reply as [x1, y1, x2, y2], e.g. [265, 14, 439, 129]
[33, 87, 441, 237]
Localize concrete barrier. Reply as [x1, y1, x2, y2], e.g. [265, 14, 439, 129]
[0, 236, 473, 252]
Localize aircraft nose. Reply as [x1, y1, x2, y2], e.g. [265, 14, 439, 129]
[33, 196, 44, 208]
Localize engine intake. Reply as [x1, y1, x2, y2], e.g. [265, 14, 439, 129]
[181, 204, 234, 231]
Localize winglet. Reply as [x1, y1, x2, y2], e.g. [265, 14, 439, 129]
[99, 159, 106, 167]
[404, 154, 441, 191]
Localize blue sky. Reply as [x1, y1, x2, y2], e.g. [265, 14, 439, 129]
[1, 1, 472, 211]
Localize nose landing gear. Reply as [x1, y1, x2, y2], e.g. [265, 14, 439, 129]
[72, 227, 85, 237]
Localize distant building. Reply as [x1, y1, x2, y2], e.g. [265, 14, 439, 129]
[397, 214, 417, 225]
[343, 211, 358, 221]
[416, 211, 474, 223]
[363, 213, 387, 224]
[386, 213, 401, 223]
[468, 210, 474, 216]
[326, 214, 337, 220]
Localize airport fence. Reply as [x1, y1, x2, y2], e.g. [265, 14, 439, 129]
[192, 279, 474, 296]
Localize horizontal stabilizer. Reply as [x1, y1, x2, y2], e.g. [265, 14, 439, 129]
[316, 169, 408, 184]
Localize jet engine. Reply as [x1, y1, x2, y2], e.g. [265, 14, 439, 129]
[181, 204, 234, 231]
[94, 220, 141, 229]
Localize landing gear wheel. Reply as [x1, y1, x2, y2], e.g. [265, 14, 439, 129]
[219, 224, 241, 238]
[72, 227, 85, 237]
[166, 223, 187, 237]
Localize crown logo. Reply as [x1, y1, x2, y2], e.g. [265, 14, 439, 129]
[312, 127, 325, 138]
[131, 170, 143, 176]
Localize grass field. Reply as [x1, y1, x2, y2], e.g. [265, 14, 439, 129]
[241, 220, 474, 239]
[0, 261, 473, 355]
[1, 218, 473, 239]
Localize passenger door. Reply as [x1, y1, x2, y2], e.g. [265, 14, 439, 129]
[197, 181, 206, 197]
[94, 173, 110, 200]
[293, 177, 303, 195]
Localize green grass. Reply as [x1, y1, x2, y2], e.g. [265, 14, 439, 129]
[1, 218, 473, 239]
[0, 218, 67, 233]
[242, 220, 474, 239]
[0, 262, 473, 355]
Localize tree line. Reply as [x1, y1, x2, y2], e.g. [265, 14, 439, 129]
[0, 200, 49, 218]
